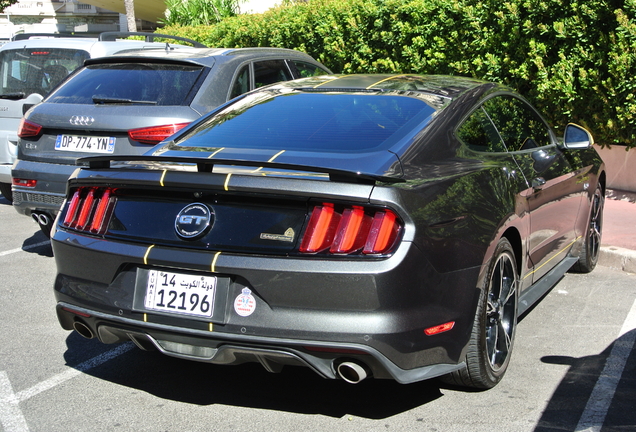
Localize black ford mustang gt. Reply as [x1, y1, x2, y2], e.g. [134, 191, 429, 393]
[52, 74, 605, 389]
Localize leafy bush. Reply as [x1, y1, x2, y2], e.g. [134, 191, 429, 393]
[161, 0, 240, 26]
[162, 0, 636, 148]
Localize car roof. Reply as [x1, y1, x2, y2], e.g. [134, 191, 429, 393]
[277, 74, 496, 100]
[83, 46, 326, 67]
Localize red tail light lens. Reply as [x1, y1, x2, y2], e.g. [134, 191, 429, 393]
[300, 203, 401, 256]
[62, 187, 116, 235]
[128, 122, 190, 144]
[17, 118, 43, 138]
[299, 203, 339, 253]
[12, 178, 37, 187]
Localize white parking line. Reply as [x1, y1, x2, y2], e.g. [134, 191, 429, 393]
[0, 343, 134, 432]
[0, 241, 51, 257]
[576, 298, 636, 432]
[0, 372, 29, 432]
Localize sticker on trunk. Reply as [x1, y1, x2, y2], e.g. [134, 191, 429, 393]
[234, 288, 256, 317]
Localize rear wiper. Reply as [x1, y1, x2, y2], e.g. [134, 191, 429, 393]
[0, 92, 26, 100]
[92, 95, 157, 105]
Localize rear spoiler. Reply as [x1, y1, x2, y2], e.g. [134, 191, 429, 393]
[79, 155, 405, 185]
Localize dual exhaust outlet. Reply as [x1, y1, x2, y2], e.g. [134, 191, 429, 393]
[31, 212, 51, 227]
[71, 320, 370, 383]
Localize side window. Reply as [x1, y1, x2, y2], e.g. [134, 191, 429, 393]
[253, 59, 293, 88]
[457, 107, 507, 152]
[291, 61, 328, 78]
[483, 96, 552, 151]
[230, 65, 250, 99]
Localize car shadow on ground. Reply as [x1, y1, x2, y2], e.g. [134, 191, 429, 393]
[534, 328, 636, 431]
[62, 332, 444, 419]
[21, 229, 53, 257]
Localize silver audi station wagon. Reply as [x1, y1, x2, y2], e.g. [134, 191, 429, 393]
[12, 46, 330, 234]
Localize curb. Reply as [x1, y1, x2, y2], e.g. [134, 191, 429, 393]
[599, 246, 636, 274]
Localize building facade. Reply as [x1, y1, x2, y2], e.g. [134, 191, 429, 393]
[1, 0, 157, 41]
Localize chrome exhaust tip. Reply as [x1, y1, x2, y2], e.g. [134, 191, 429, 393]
[37, 213, 50, 226]
[72, 321, 94, 339]
[336, 361, 369, 384]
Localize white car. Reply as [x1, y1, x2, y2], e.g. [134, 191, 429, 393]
[0, 32, 203, 202]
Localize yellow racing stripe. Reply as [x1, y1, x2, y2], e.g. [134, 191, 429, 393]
[211, 251, 221, 273]
[523, 236, 582, 280]
[143, 245, 155, 265]
[367, 74, 409, 89]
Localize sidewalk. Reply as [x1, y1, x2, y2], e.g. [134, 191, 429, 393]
[599, 189, 636, 273]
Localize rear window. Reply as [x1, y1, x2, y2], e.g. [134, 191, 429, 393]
[0, 48, 89, 97]
[46, 62, 204, 106]
[176, 92, 436, 152]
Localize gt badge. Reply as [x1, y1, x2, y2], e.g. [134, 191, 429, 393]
[175, 203, 213, 240]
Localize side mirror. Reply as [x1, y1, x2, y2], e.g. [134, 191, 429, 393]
[562, 123, 594, 149]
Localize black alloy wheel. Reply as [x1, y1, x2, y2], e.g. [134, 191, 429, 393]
[441, 237, 519, 389]
[571, 184, 604, 273]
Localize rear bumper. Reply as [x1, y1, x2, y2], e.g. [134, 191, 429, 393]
[11, 159, 76, 216]
[56, 302, 465, 384]
[0, 130, 18, 184]
[52, 228, 481, 383]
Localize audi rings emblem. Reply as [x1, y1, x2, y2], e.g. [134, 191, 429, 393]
[69, 115, 95, 126]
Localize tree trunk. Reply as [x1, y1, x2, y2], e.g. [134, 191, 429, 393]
[124, 0, 137, 32]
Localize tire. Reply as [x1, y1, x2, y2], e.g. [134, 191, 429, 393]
[441, 238, 519, 389]
[570, 184, 604, 273]
[0, 182, 12, 203]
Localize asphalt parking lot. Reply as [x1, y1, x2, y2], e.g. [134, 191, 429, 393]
[1, 192, 634, 432]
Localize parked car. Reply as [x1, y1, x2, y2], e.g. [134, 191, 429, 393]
[51, 74, 604, 389]
[0, 32, 204, 202]
[12, 46, 330, 234]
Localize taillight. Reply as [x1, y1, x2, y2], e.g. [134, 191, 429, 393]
[12, 178, 37, 187]
[62, 187, 116, 235]
[300, 203, 401, 256]
[17, 118, 43, 138]
[128, 122, 190, 144]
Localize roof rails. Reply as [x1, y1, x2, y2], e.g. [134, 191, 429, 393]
[11, 32, 206, 48]
[98, 32, 206, 48]
[12, 32, 100, 41]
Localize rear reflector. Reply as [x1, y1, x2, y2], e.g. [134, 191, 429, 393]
[12, 178, 37, 187]
[424, 321, 455, 336]
[17, 118, 43, 138]
[128, 122, 190, 144]
[300, 203, 401, 255]
[61, 307, 91, 318]
[62, 187, 116, 235]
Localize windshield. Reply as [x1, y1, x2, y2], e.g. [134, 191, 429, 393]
[46, 62, 204, 106]
[173, 91, 437, 153]
[0, 48, 89, 98]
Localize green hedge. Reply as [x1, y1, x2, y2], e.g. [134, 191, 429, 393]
[161, 0, 636, 148]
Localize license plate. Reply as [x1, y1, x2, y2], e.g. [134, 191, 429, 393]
[55, 134, 115, 153]
[144, 270, 217, 318]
